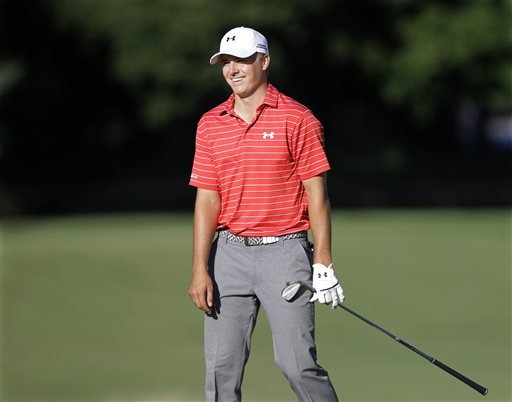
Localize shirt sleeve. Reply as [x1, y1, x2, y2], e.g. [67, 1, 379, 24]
[189, 123, 219, 191]
[291, 109, 331, 180]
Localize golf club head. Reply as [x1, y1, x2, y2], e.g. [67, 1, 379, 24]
[281, 282, 302, 301]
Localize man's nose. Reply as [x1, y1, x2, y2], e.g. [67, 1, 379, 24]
[228, 61, 239, 74]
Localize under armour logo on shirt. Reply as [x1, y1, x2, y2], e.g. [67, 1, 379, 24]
[226, 36, 236, 42]
[262, 132, 275, 139]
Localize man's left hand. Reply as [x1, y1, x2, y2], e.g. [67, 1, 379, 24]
[309, 263, 345, 308]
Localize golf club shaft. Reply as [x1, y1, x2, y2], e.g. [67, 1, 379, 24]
[300, 282, 488, 395]
[338, 303, 488, 396]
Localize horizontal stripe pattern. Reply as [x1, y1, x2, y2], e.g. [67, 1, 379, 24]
[190, 84, 330, 236]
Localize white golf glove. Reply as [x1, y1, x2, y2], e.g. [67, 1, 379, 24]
[309, 263, 345, 308]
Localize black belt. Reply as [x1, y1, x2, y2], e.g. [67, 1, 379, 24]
[218, 230, 308, 246]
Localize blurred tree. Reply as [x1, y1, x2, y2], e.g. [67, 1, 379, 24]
[0, 0, 510, 213]
[49, 0, 511, 129]
[0, 0, 142, 213]
[50, 0, 326, 129]
[382, 0, 511, 122]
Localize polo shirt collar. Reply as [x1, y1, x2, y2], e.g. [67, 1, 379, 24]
[261, 83, 279, 108]
[221, 83, 279, 115]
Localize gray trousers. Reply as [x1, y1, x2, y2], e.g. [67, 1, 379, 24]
[205, 235, 339, 402]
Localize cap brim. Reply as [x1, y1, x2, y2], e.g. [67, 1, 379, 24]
[209, 49, 258, 65]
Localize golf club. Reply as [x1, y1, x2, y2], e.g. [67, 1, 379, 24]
[281, 281, 488, 396]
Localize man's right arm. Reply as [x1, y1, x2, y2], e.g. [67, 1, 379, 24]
[188, 188, 221, 314]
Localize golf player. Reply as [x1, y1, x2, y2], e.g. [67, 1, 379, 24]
[189, 26, 345, 401]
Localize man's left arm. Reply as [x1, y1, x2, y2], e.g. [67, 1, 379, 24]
[302, 173, 345, 307]
[302, 173, 332, 266]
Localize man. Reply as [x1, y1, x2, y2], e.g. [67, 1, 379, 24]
[189, 26, 345, 402]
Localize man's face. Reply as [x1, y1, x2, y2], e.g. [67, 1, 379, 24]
[221, 53, 269, 98]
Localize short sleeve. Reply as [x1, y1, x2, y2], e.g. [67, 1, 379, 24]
[291, 109, 331, 180]
[189, 124, 219, 191]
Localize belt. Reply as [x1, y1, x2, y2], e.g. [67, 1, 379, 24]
[218, 230, 308, 246]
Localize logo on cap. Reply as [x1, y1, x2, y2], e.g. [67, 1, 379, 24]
[226, 36, 236, 42]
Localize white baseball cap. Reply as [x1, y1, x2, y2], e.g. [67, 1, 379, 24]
[209, 26, 269, 65]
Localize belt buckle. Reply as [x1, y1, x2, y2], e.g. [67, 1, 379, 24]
[262, 236, 279, 245]
[243, 235, 279, 246]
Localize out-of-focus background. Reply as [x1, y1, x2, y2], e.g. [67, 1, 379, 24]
[1, 0, 510, 401]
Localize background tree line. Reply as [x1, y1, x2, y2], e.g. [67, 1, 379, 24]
[0, 0, 510, 215]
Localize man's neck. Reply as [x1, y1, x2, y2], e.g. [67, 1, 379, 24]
[234, 83, 268, 124]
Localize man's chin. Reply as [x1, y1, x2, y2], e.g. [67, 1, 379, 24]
[232, 86, 256, 99]
[231, 85, 246, 95]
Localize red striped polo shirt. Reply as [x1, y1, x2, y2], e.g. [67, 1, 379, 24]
[189, 83, 330, 236]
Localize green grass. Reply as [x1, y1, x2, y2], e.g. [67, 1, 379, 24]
[1, 210, 510, 401]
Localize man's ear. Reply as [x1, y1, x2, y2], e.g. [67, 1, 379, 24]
[262, 54, 271, 71]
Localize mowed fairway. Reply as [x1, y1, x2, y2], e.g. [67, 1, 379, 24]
[2, 210, 510, 401]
